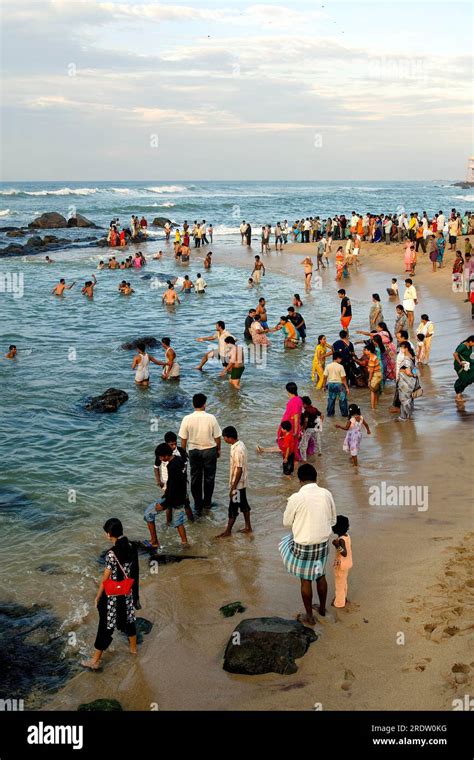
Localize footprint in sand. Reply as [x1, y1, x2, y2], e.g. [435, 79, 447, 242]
[450, 663, 471, 685]
[340, 669, 355, 692]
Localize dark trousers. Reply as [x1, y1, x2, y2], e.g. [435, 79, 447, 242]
[94, 594, 136, 652]
[189, 447, 218, 510]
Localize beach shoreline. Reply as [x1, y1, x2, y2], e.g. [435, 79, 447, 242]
[40, 235, 473, 712]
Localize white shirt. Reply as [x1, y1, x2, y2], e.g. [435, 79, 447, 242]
[229, 440, 248, 489]
[283, 483, 336, 546]
[403, 285, 417, 311]
[178, 410, 222, 450]
[214, 329, 234, 360]
[417, 320, 434, 337]
[195, 276, 207, 292]
[304, 219, 311, 231]
[437, 214, 445, 229]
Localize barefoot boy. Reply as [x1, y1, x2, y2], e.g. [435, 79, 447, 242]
[216, 426, 252, 537]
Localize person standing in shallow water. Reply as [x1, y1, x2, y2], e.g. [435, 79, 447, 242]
[215, 426, 252, 538]
[82, 518, 139, 670]
[453, 335, 474, 401]
[279, 464, 336, 626]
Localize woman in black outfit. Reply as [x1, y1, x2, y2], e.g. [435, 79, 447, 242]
[82, 518, 139, 670]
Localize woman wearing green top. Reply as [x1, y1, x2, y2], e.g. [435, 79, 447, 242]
[453, 335, 474, 400]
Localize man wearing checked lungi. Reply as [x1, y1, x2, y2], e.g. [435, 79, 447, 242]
[279, 463, 336, 626]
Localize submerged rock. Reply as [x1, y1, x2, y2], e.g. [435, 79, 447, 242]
[78, 699, 123, 711]
[84, 388, 129, 413]
[6, 229, 26, 237]
[0, 601, 73, 700]
[219, 601, 246, 618]
[121, 336, 159, 350]
[223, 617, 317, 675]
[36, 563, 64, 575]
[154, 393, 189, 410]
[28, 212, 68, 229]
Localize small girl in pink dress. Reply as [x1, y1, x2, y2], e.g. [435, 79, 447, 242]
[335, 403, 371, 467]
[332, 515, 353, 608]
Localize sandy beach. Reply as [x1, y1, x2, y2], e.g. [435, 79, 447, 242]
[43, 236, 473, 713]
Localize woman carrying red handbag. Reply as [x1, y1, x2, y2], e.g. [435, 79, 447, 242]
[82, 518, 139, 670]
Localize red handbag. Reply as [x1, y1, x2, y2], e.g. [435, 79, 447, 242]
[103, 553, 135, 597]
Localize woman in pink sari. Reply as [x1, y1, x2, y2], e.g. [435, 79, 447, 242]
[277, 382, 303, 460]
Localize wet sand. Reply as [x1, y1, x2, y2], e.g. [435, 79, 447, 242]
[46, 236, 473, 712]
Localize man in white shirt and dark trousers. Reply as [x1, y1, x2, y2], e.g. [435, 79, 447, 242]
[178, 393, 222, 515]
[279, 464, 337, 626]
[215, 426, 252, 538]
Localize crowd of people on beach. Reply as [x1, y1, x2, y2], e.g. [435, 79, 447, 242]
[6, 202, 473, 668]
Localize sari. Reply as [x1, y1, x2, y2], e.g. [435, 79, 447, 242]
[373, 220, 382, 243]
[369, 303, 384, 331]
[398, 357, 417, 419]
[379, 331, 396, 380]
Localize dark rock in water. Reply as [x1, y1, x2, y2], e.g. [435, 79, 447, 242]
[121, 336, 159, 350]
[78, 699, 123, 712]
[0, 602, 74, 700]
[0, 486, 51, 528]
[6, 229, 26, 237]
[28, 212, 68, 229]
[0, 243, 24, 254]
[152, 216, 173, 228]
[67, 213, 99, 229]
[96, 237, 109, 247]
[36, 563, 64, 575]
[140, 273, 154, 280]
[223, 617, 317, 675]
[155, 393, 189, 410]
[148, 552, 207, 564]
[26, 236, 44, 248]
[452, 181, 474, 189]
[84, 388, 129, 413]
[219, 601, 246, 618]
[136, 617, 153, 635]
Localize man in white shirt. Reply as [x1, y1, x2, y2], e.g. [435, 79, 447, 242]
[402, 278, 418, 328]
[194, 273, 207, 293]
[240, 221, 248, 243]
[195, 320, 234, 370]
[280, 463, 336, 625]
[323, 354, 350, 417]
[215, 426, 252, 538]
[178, 393, 222, 513]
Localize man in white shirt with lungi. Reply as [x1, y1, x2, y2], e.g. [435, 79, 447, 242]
[279, 464, 336, 626]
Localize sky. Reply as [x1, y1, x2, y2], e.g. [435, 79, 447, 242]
[0, 0, 472, 180]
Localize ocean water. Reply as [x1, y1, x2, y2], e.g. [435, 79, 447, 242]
[0, 180, 472, 247]
[0, 180, 471, 708]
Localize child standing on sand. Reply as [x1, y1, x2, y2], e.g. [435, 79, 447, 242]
[335, 403, 371, 467]
[332, 515, 353, 608]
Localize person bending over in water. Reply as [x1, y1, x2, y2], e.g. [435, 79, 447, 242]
[51, 278, 76, 296]
[162, 283, 181, 306]
[45, 255, 54, 264]
[5, 344, 17, 359]
[82, 274, 97, 298]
